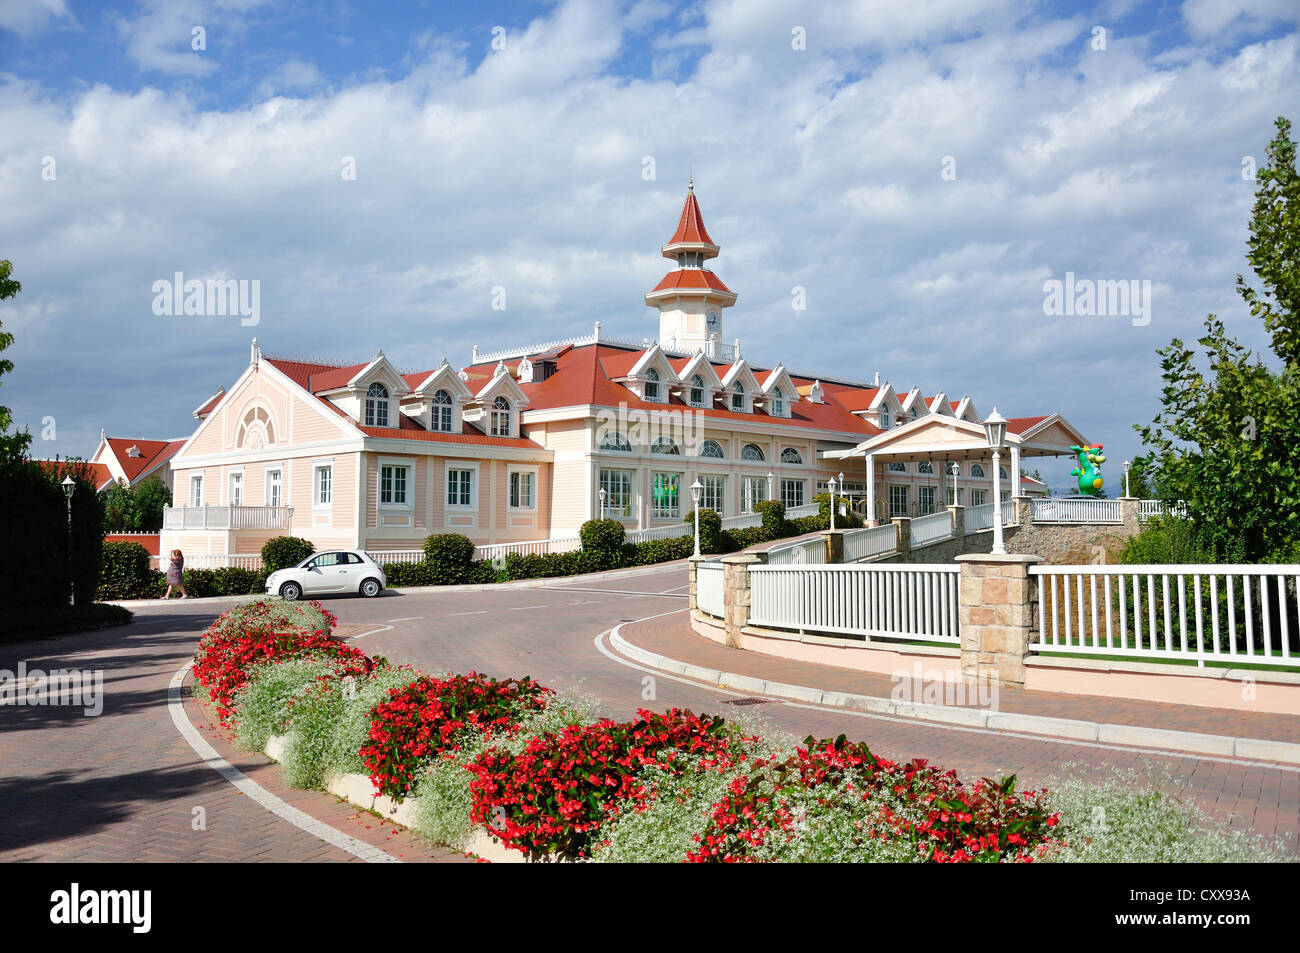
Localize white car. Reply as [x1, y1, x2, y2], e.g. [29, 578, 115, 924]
[266, 550, 387, 601]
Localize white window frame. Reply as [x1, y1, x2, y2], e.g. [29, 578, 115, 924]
[431, 390, 455, 433]
[189, 474, 203, 507]
[690, 375, 706, 408]
[645, 368, 662, 402]
[780, 478, 804, 509]
[888, 484, 909, 517]
[700, 474, 725, 514]
[741, 476, 768, 514]
[599, 468, 635, 520]
[970, 488, 986, 507]
[445, 462, 479, 509]
[490, 397, 512, 437]
[378, 458, 414, 509]
[264, 467, 282, 508]
[741, 443, 765, 462]
[699, 439, 724, 459]
[651, 471, 682, 521]
[228, 469, 244, 506]
[918, 485, 936, 515]
[365, 383, 390, 428]
[507, 465, 538, 511]
[313, 463, 334, 509]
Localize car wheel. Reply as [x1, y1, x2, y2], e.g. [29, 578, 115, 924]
[359, 578, 382, 598]
[280, 581, 302, 601]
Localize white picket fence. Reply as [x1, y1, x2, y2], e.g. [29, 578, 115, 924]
[911, 510, 954, 546]
[1032, 497, 1121, 524]
[151, 553, 263, 571]
[368, 550, 425, 565]
[696, 561, 725, 618]
[765, 536, 826, 565]
[721, 512, 763, 531]
[626, 523, 693, 544]
[1031, 564, 1300, 668]
[749, 563, 961, 643]
[474, 536, 582, 563]
[842, 523, 898, 561]
[1138, 500, 1187, 521]
[786, 502, 821, 520]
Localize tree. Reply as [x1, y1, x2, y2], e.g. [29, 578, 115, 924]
[101, 481, 134, 532]
[0, 260, 31, 461]
[131, 475, 171, 531]
[1135, 117, 1300, 561]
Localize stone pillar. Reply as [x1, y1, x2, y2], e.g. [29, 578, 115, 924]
[947, 504, 965, 540]
[892, 516, 912, 562]
[822, 529, 844, 564]
[688, 555, 704, 611]
[721, 553, 763, 649]
[1118, 497, 1140, 535]
[1013, 495, 1033, 528]
[957, 553, 1041, 687]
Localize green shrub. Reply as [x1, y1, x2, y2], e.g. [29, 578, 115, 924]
[233, 657, 338, 753]
[179, 568, 218, 598]
[422, 534, 477, 584]
[1120, 518, 1227, 565]
[754, 499, 786, 536]
[684, 508, 723, 553]
[97, 541, 154, 600]
[204, 599, 335, 642]
[626, 535, 694, 566]
[213, 566, 258, 596]
[261, 536, 316, 574]
[580, 519, 627, 569]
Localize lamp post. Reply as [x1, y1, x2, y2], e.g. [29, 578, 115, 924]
[766, 471, 775, 508]
[828, 476, 837, 531]
[837, 471, 845, 522]
[1123, 459, 1131, 498]
[690, 479, 703, 557]
[982, 408, 1008, 555]
[61, 476, 76, 606]
[598, 486, 607, 520]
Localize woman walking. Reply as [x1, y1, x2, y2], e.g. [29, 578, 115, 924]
[164, 549, 187, 599]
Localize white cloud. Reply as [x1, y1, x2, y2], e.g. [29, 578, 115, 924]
[0, 0, 72, 38]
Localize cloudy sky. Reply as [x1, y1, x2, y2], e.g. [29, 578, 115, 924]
[1, 0, 1297, 491]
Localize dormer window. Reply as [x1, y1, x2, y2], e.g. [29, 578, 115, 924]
[772, 387, 785, 417]
[490, 396, 512, 437]
[645, 368, 661, 402]
[731, 383, 744, 412]
[690, 375, 705, 407]
[879, 408, 891, 429]
[365, 383, 390, 427]
[432, 390, 454, 432]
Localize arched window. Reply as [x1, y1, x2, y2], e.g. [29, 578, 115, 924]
[690, 375, 705, 407]
[699, 439, 724, 459]
[780, 447, 802, 465]
[999, 466, 1009, 479]
[365, 383, 389, 427]
[432, 390, 453, 432]
[490, 396, 511, 437]
[645, 368, 661, 402]
[918, 461, 934, 474]
[971, 464, 986, 478]
[888, 462, 907, 472]
[741, 443, 765, 462]
[600, 432, 631, 452]
[879, 408, 891, 429]
[772, 388, 785, 417]
[731, 383, 744, 412]
[650, 437, 680, 455]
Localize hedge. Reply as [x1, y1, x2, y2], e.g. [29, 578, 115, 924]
[98, 541, 155, 600]
[261, 536, 316, 574]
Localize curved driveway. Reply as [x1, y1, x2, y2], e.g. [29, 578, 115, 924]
[0, 562, 1295, 860]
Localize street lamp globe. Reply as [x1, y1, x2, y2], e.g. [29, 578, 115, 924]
[61, 475, 76, 500]
[982, 407, 1007, 450]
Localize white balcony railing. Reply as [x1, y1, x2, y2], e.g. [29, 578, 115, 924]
[1031, 497, 1121, 524]
[696, 561, 725, 618]
[842, 523, 898, 561]
[162, 505, 294, 531]
[910, 510, 954, 546]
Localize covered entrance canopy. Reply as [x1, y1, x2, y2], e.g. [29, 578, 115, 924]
[822, 412, 1092, 521]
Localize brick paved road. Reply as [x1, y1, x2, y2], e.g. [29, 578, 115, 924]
[1, 561, 1295, 860]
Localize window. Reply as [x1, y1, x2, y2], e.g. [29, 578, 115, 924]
[772, 387, 785, 417]
[645, 368, 661, 402]
[999, 466, 1009, 479]
[1000, 490, 1011, 502]
[970, 464, 986, 479]
[189, 474, 203, 507]
[599, 469, 634, 518]
[365, 383, 389, 427]
[490, 396, 511, 437]
[888, 462, 907, 473]
[700, 475, 724, 513]
[650, 437, 679, 455]
[380, 464, 409, 505]
[741, 476, 768, 513]
[780, 447, 802, 465]
[879, 408, 891, 429]
[970, 489, 986, 507]
[651, 472, 681, 519]
[731, 383, 744, 412]
[888, 485, 909, 517]
[432, 390, 454, 432]
[780, 479, 804, 509]
[509, 470, 535, 509]
[447, 468, 474, 507]
[699, 439, 724, 459]
[741, 443, 765, 462]
[265, 469, 282, 508]
[600, 431, 631, 452]
[918, 486, 936, 515]
[690, 375, 706, 407]
[228, 472, 243, 506]
[314, 465, 332, 507]
[918, 462, 934, 475]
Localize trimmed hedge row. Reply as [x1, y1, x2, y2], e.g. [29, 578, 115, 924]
[98, 541, 272, 600]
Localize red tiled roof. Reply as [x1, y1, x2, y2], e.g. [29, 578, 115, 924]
[649, 269, 733, 295]
[195, 392, 223, 417]
[37, 460, 115, 491]
[665, 191, 716, 248]
[1007, 415, 1050, 434]
[105, 438, 185, 483]
[306, 363, 369, 392]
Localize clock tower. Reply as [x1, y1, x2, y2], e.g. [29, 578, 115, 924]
[646, 179, 737, 357]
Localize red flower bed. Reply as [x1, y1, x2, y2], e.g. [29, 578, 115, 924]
[361, 673, 552, 799]
[689, 735, 1058, 863]
[467, 708, 735, 858]
[193, 621, 376, 724]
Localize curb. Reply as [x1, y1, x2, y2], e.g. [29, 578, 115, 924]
[607, 627, 1300, 766]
